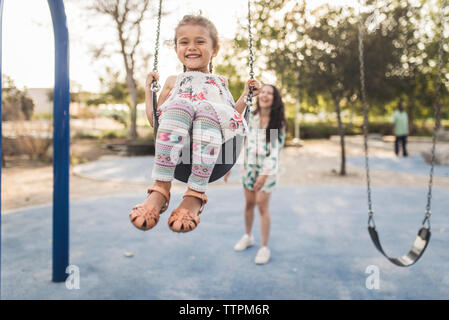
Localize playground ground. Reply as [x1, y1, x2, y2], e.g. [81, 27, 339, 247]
[1, 137, 449, 299]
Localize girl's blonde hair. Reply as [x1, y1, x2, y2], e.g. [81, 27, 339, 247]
[174, 15, 219, 72]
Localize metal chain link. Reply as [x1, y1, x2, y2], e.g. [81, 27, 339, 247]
[247, 0, 255, 80]
[244, 0, 255, 115]
[423, 0, 447, 229]
[358, 1, 375, 228]
[151, 0, 162, 92]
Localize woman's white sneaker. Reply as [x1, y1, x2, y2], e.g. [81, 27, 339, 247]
[234, 234, 254, 251]
[254, 246, 271, 264]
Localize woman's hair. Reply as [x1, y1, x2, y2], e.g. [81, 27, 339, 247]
[174, 15, 219, 72]
[254, 84, 288, 143]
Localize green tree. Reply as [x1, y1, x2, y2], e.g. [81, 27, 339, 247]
[88, 0, 151, 140]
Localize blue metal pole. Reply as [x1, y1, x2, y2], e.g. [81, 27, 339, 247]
[48, 0, 70, 283]
[0, 0, 4, 298]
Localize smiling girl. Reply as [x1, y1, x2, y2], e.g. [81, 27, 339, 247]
[129, 15, 261, 233]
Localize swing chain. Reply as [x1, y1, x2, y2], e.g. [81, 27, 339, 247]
[359, 0, 445, 229]
[245, 0, 255, 112]
[358, 1, 374, 218]
[422, 210, 431, 229]
[247, 0, 255, 81]
[368, 211, 376, 228]
[151, 0, 163, 93]
[424, 0, 446, 227]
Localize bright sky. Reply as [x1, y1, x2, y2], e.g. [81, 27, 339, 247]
[1, 0, 357, 93]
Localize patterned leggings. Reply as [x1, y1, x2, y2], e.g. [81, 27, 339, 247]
[152, 101, 222, 192]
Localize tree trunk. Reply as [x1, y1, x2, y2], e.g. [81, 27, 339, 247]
[116, 17, 138, 141]
[332, 95, 346, 176]
[92, 0, 150, 141]
[127, 73, 138, 140]
[295, 74, 301, 141]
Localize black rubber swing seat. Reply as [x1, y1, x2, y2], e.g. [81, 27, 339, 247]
[367, 225, 431, 267]
[173, 132, 246, 183]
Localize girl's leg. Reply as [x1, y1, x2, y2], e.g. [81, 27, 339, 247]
[177, 106, 222, 213]
[152, 102, 194, 182]
[244, 187, 256, 235]
[256, 191, 271, 247]
[145, 102, 194, 208]
[187, 107, 222, 192]
[130, 102, 194, 230]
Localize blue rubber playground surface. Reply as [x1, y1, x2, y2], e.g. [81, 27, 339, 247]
[2, 184, 449, 299]
[72, 155, 243, 184]
[348, 155, 449, 177]
[75, 155, 449, 183]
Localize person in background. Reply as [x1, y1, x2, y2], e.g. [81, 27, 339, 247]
[225, 84, 287, 265]
[391, 102, 409, 157]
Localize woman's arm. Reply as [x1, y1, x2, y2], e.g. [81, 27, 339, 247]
[261, 127, 286, 176]
[145, 75, 176, 127]
[254, 128, 286, 191]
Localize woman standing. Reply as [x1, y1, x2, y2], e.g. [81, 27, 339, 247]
[225, 84, 287, 264]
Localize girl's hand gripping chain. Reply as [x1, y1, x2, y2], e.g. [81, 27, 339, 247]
[244, 79, 261, 98]
[145, 71, 160, 127]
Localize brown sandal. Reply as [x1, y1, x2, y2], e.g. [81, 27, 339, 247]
[168, 189, 207, 233]
[129, 185, 170, 231]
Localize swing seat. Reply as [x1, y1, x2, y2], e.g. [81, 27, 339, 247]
[368, 226, 431, 267]
[173, 130, 245, 183]
[358, 2, 445, 267]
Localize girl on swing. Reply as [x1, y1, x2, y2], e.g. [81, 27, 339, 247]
[129, 15, 261, 233]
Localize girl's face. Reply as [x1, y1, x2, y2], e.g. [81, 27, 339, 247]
[258, 85, 274, 109]
[175, 24, 218, 73]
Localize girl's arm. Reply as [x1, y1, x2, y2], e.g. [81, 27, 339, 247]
[145, 75, 176, 127]
[233, 79, 261, 114]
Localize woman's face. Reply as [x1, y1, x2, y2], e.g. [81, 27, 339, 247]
[258, 85, 274, 109]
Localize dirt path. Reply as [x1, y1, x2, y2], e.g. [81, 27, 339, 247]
[2, 139, 448, 212]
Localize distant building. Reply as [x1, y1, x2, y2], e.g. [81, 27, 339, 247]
[25, 88, 52, 114]
[25, 87, 82, 116]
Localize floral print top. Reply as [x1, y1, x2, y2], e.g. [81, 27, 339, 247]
[159, 71, 248, 143]
[242, 112, 286, 176]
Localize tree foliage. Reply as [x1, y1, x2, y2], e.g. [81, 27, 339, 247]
[232, 0, 448, 175]
[88, 0, 151, 140]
